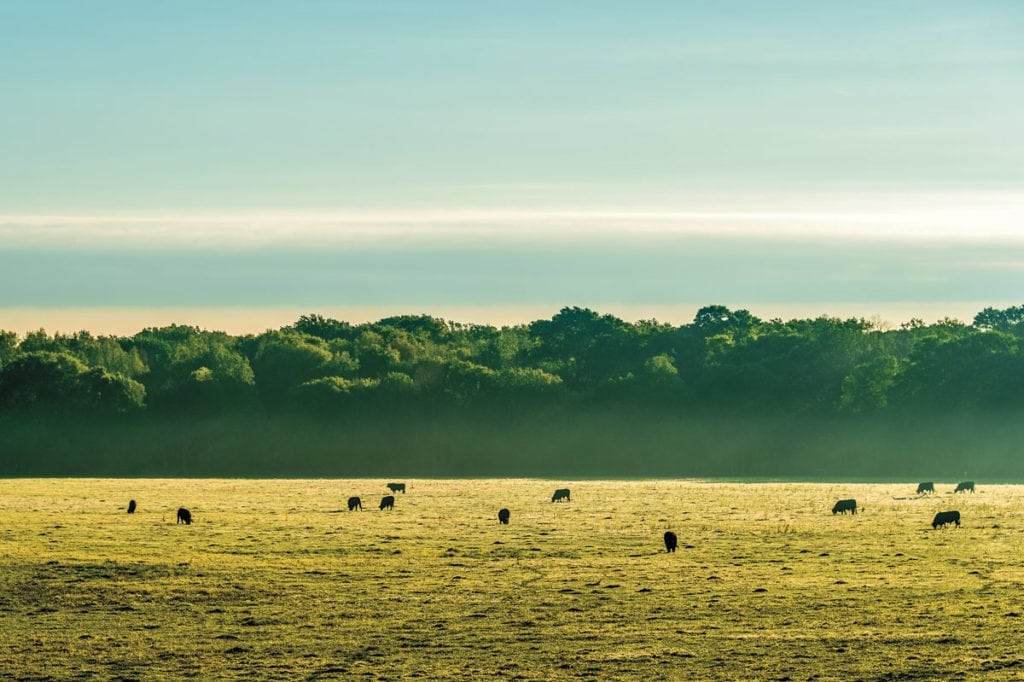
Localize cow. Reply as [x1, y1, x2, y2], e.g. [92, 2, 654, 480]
[664, 531, 678, 553]
[551, 488, 571, 503]
[380, 495, 395, 511]
[177, 507, 192, 525]
[916, 482, 935, 495]
[127, 499, 136, 514]
[832, 499, 857, 515]
[387, 482, 406, 494]
[954, 481, 975, 493]
[347, 496, 362, 511]
[498, 508, 510, 525]
[932, 510, 961, 529]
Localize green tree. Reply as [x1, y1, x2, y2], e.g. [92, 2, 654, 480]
[0, 330, 17, 370]
[374, 315, 453, 342]
[133, 325, 254, 410]
[896, 331, 1022, 409]
[643, 353, 680, 383]
[529, 307, 637, 388]
[251, 330, 348, 404]
[692, 305, 760, 339]
[839, 355, 898, 413]
[292, 314, 355, 341]
[0, 351, 144, 414]
[80, 367, 147, 413]
[353, 330, 402, 378]
[18, 329, 51, 353]
[973, 305, 1024, 335]
[56, 331, 148, 378]
[291, 375, 380, 411]
[444, 360, 498, 402]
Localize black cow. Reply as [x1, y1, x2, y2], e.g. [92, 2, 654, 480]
[916, 482, 935, 495]
[954, 481, 975, 493]
[177, 507, 192, 525]
[664, 531, 678, 553]
[380, 495, 395, 511]
[127, 499, 136, 514]
[832, 499, 857, 515]
[387, 482, 406, 494]
[498, 508, 510, 525]
[347, 496, 362, 511]
[551, 488, 571, 503]
[932, 510, 961, 529]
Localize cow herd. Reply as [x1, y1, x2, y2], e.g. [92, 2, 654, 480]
[830, 480, 977, 532]
[915, 481, 974, 495]
[123, 482, 571, 532]
[125, 479, 976, 555]
[124, 499, 192, 523]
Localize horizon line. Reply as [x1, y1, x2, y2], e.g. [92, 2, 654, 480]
[0, 301, 1009, 337]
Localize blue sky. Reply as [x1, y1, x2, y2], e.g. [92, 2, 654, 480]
[1, 1, 1022, 333]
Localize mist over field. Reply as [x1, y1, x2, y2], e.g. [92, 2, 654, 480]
[3, 410, 1022, 481]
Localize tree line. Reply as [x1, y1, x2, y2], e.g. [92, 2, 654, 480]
[2, 305, 1023, 477]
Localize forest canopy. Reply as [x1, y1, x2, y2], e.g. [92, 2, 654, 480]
[2, 305, 1023, 479]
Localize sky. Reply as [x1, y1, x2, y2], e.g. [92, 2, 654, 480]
[1, 1, 1022, 334]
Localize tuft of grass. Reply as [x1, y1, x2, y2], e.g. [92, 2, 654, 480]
[0, 479, 1022, 679]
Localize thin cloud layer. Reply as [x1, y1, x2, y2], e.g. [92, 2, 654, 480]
[3, 191, 1023, 249]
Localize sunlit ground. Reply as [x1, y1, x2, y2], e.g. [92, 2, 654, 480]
[0, 479, 1020, 680]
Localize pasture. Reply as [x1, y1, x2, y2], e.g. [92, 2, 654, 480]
[1, 479, 1023, 680]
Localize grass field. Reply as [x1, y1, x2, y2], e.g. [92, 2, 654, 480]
[1, 479, 1022, 681]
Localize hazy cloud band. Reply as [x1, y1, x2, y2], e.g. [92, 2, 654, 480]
[2, 237, 1021, 309]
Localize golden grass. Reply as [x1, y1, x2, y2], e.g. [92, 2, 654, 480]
[0, 479, 1022, 680]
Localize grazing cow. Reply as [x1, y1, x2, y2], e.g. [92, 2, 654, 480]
[498, 508, 510, 525]
[954, 481, 975, 493]
[932, 510, 961, 529]
[347, 496, 362, 511]
[177, 508, 192, 525]
[831, 499, 857, 515]
[380, 495, 395, 511]
[387, 482, 406, 494]
[664, 531, 678, 553]
[551, 488, 571, 503]
[127, 499, 136, 514]
[916, 482, 935, 495]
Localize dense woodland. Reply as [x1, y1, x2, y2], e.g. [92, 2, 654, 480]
[2, 305, 1023, 478]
